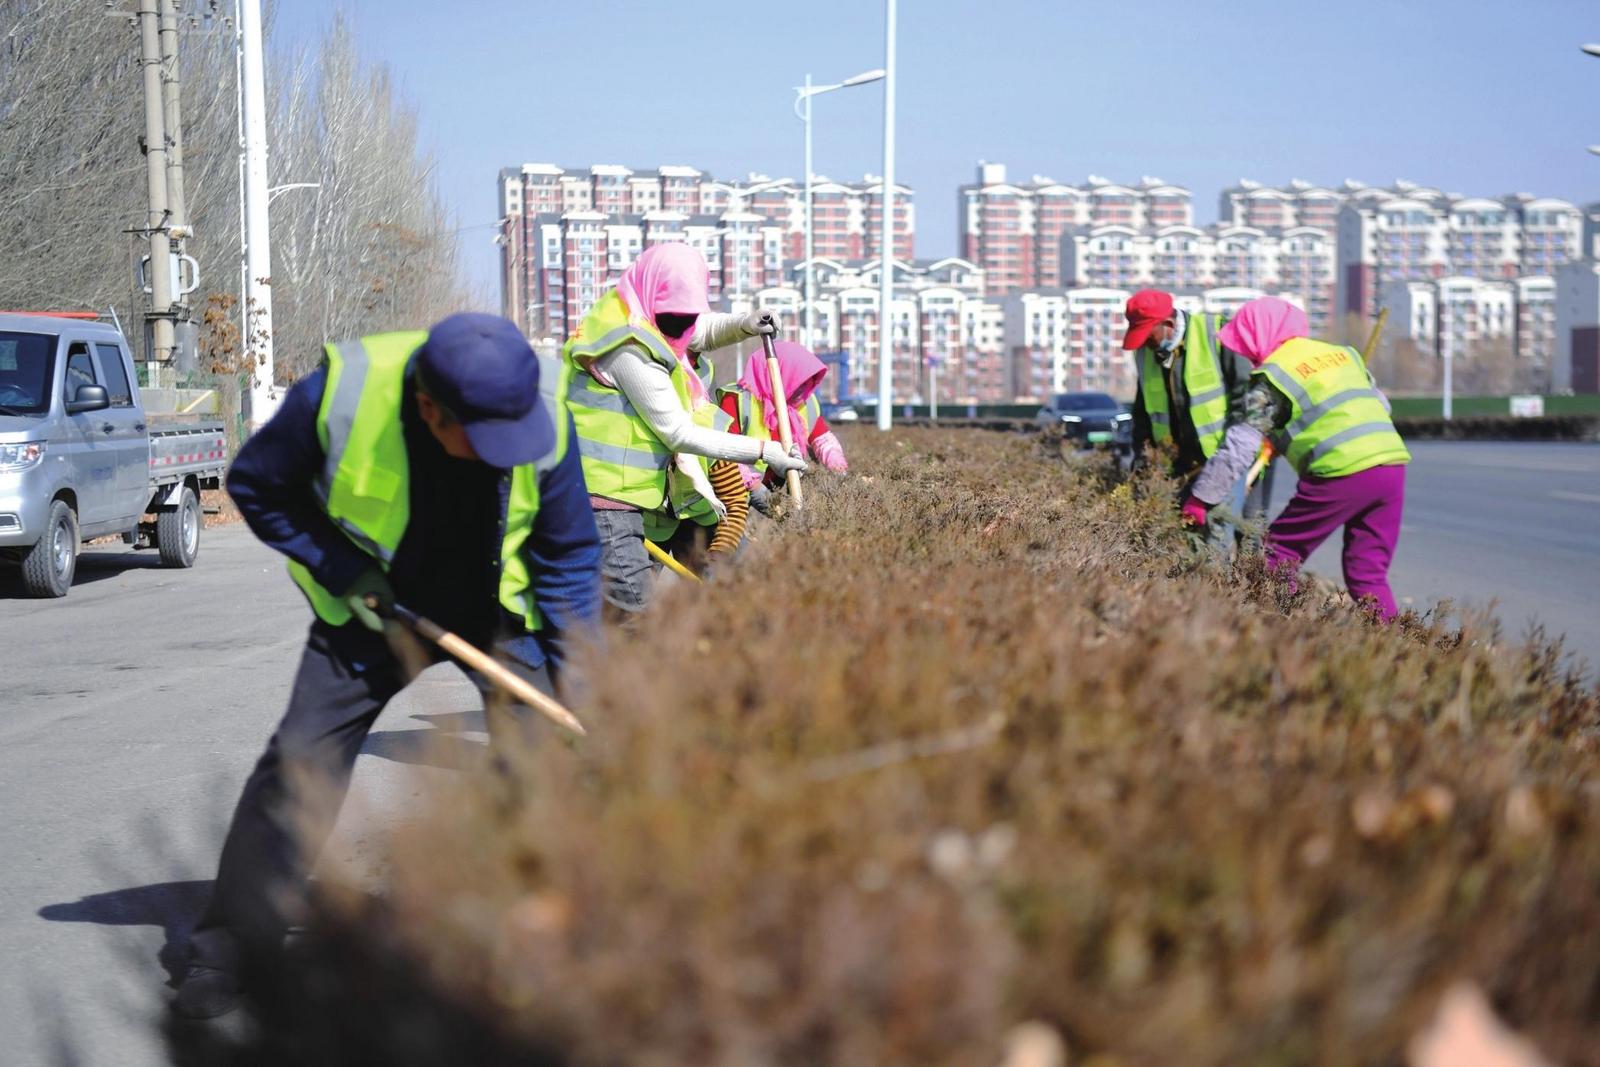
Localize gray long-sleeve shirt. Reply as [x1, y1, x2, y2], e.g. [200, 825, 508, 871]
[1188, 379, 1293, 505]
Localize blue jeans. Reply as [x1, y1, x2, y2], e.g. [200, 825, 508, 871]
[593, 508, 654, 615]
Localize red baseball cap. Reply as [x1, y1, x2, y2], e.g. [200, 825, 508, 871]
[1121, 289, 1175, 350]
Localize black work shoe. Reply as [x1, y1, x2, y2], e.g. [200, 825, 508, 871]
[170, 964, 242, 1020]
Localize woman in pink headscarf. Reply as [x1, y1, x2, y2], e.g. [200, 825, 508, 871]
[564, 243, 807, 615]
[718, 340, 848, 493]
[1183, 297, 1411, 620]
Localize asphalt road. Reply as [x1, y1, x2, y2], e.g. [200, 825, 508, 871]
[0, 441, 1594, 1065]
[1267, 441, 1600, 670]
[0, 526, 486, 1066]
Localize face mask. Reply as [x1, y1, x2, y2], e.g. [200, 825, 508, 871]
[655, 312, 696, 340]
[1155, 311, 1185, 355]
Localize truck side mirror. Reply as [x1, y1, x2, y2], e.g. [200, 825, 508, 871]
[66, 384, 110, 414]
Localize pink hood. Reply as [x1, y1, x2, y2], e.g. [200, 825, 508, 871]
[615, 244, 713, 399]
[737, 340, 827, 446]
[1216, 297, 1310, 366]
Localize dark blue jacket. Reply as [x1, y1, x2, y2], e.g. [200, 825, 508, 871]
[226, 367, 601, 676]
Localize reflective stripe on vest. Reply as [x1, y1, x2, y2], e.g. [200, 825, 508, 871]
[562, 290, 692, 509]
[694, 353, 715, 392]
[1255, 338, 1411, 479]
[1137, 313, 1228, 457]
[286, 331, 562, 630]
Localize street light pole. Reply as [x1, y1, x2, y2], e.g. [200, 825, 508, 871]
[803, 73, 814, 353]
[876, 0, 897, 432]
[792, 68, 884, 368]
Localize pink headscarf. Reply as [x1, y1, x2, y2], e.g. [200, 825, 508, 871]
[614, 243, 713, 400]
[1216, 297, 1309, 367]
[737, 340, 827, 447]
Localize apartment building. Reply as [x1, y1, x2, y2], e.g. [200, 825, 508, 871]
[958, 163, 1193, 295]
[1381, 275, 1517, 363]
[500, 163, 916, 343]
[1553, 261, 1600, 392]
[1060, 224, 1338, 334]
[1336, 183, 1582, 321]
[1218, 179, 1347, 231]
[728, 257, 1006, 404]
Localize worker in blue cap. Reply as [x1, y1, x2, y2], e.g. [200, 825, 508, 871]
[172, 313, 601, 1020]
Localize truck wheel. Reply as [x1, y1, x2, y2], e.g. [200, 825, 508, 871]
[20, 500, 78, 598]
[156, 485, 200, 568]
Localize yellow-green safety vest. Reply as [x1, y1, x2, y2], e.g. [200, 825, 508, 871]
[285, 330, 570, 630]
[563, 290, 698, 512]
[1255, 337, 1411, 478]
[1139, 312, 1230, 457]
[714, 387, 818, 476]
[663, 399, 738, 534]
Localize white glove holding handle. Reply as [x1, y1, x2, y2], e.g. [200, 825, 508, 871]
[761, 441, 808, 475]
[742, 309, 779, 336]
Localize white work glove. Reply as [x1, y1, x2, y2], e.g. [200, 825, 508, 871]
[761, 441, 808, 475]
[741, 309, 778, 336]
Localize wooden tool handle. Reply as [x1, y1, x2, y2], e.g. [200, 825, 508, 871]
[761, 332, 804, 507]
[1246, 441, 1275, 488]
[645, 537, 702, 583]
[385, 601, 587, 736]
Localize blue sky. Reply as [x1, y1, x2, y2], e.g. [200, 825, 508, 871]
[275, 0, 1600, 296]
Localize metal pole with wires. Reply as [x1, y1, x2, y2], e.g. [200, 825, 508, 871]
[792, 68, 883, 362]
[136, 0, 176, 365]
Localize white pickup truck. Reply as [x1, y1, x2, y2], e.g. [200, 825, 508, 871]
[0, 313, 228, 597]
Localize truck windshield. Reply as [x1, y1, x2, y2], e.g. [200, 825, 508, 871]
[0, 332, 56, 415]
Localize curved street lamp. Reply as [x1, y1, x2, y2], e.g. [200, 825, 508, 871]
[793, 68, 885, 361]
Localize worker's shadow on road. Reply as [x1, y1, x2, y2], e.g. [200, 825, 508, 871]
[361, 710, 491, 772]
[38, 878, 212, 985]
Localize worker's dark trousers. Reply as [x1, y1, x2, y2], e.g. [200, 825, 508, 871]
[186, 620, 553, 974]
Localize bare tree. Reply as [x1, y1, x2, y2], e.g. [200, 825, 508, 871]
[0, 2, 240, 340]
[266, 16, 470, 381]
[0, 5, 469, 387]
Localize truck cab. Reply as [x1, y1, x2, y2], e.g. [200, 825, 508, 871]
[0, 313, 226, 596]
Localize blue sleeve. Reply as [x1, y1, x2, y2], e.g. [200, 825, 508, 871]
[225, 368, 371, 596]
[525, 413, 602, 677]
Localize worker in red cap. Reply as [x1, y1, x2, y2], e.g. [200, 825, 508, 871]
[1121, 289, 1271, 539]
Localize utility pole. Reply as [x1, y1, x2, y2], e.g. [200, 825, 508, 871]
[157, 1, 188, 241]
[157, 0, 197, 371]
[238, 0, 277, 428]
[136, 0, 176, 365]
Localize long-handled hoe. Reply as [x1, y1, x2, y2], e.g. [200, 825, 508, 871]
[367, 596, 588, 737]
[759, 324, 804, 508]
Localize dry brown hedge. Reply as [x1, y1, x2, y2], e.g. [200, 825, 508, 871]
[173, 428, 1600, 1067]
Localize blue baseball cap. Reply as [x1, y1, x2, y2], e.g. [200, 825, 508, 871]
[416, 312, 553, 468]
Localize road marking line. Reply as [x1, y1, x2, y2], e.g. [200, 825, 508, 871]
[1550, 490, 1600, 505]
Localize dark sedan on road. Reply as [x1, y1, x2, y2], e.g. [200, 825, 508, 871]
[1034, 391, 1131, 451]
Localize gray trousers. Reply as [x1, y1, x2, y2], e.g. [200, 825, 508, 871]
[190, 622, 554, 971]
[593, 509, 653, 615]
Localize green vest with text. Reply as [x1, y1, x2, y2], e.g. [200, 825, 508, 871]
[1255, 337, 1411, 478]
[563, 290, 696, 511]
[714, 386, 817, 477]
[1139, 312, 1229, 457]
[285, 330, 569, 630]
